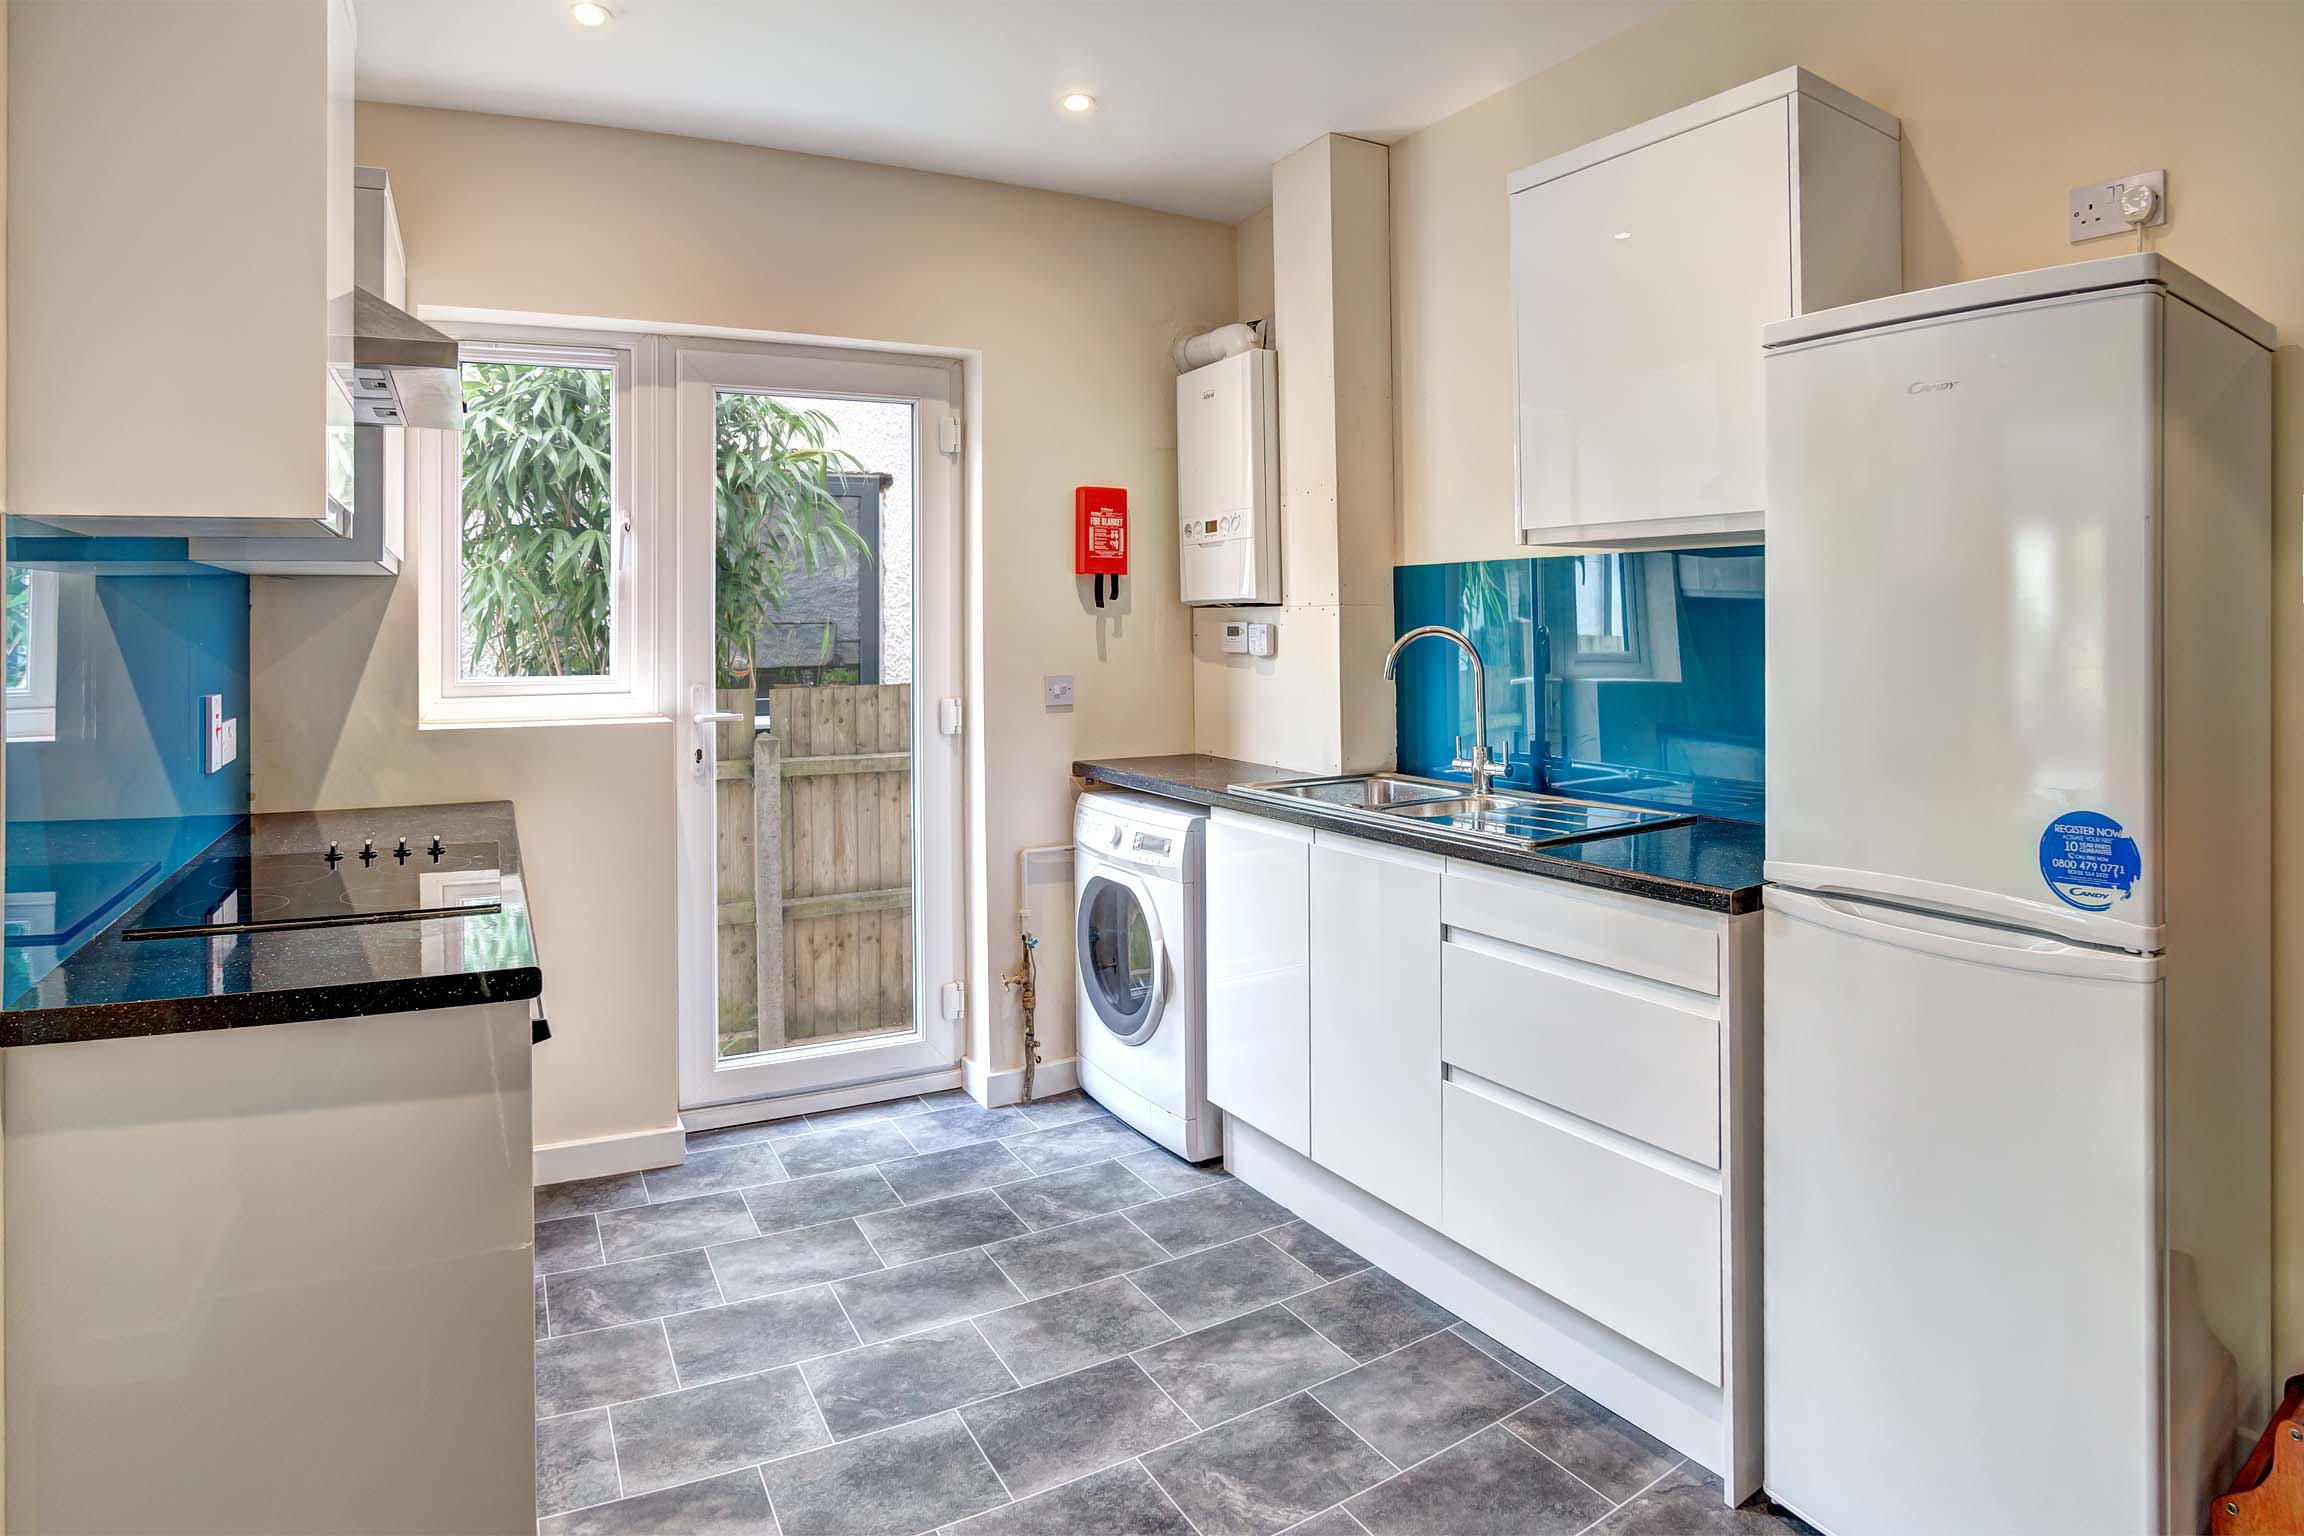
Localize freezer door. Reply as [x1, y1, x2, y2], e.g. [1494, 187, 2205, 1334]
[1765, 288, 2162, 952]
[1763, 888, 2164, 1535]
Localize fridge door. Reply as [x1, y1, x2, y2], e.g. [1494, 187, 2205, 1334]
[1765, 287, 2162, 953]
[1763, 886, 2164, 1535]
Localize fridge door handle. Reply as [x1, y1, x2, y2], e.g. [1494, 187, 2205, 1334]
[1765, 886, 2162, 982]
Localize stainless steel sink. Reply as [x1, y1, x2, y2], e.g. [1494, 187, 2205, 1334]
[1229, 774, 1692, 852]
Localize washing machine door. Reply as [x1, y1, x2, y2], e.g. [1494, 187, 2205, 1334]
[1076, 866, 1167, 1046]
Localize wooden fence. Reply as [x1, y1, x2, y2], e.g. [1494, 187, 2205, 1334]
[715, 683, 914, 1057]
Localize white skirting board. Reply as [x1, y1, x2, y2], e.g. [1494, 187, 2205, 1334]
[965, 1053, 1081, 1109]
[533, 1121, 687, 1187]
[1225, 1117, 1737, 1489]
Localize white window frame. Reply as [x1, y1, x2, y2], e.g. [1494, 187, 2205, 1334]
[7, 567, 60, 742]
[417, 325, 664, 726]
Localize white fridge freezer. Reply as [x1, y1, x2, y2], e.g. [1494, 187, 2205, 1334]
[1760, 255, 2273, 1535]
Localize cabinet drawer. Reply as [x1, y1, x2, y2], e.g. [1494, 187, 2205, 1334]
[1443, 860, 1719, 995]
[1442, 1077, 1721, 1383]
[1442, 938, 1720, 1166]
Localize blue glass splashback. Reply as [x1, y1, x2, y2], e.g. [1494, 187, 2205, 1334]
[1393, 548, 1763, 822]
[5, 550, 250, 1002]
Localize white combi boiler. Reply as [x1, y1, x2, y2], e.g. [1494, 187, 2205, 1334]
[1073, 792, 1222, 1161]
[1760, 255, 2273, 1535]
[1177, 347, 1279, 606]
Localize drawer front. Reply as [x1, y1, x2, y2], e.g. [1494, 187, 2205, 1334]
[1442, 1077, 1721, 1383]
[1442, 938, 1720, 1167]
[1443, 860, 1720, 995]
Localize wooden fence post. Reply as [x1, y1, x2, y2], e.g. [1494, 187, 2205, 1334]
[753, 726, 786, 1053]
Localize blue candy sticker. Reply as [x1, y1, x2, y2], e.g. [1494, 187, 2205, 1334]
[2038, 812, 2142, 912]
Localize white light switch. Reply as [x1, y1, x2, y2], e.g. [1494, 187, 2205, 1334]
[203, 694, 238, 773]
[1043, 674, 1075, 711]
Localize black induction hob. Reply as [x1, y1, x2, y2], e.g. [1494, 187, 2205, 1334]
[122, 839, 505, 941]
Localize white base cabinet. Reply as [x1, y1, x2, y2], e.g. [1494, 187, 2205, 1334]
[1202, 809, 1763, 1500]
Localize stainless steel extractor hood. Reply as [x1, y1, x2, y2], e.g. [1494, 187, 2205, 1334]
[333, 286, 461, 430]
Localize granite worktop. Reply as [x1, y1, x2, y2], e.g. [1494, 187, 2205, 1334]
[1073, 754, 1764, 915]
[2, 801, 544, 1047]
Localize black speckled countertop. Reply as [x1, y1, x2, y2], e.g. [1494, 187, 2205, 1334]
[3, 802, 544, 1048]
[1073, 754, 1764, 915]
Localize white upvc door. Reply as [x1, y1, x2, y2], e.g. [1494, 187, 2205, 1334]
[672, 342, 964, 1112]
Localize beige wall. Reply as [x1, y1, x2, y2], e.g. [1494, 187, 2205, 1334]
[1237, 204, 1274, 323]
[1388, 0, 2304, 1375]
[253, 105, 1234, 1151]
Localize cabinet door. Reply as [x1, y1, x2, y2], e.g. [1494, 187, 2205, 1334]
[1206, 811, 1312, 1154]
[1309, 834, 1443, 1225]
[1512, 98, 1789, 544]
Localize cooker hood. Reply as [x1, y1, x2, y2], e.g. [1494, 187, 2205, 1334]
[333, 286, 461, 431]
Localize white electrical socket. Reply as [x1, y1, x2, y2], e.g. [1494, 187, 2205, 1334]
[2069, 169, 2166, 244]
[203, 694, 238, 773]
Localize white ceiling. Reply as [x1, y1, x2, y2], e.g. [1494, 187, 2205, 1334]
[351, 0, 1662, 223]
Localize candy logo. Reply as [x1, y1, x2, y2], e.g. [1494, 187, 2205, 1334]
[2038, 812, 2142, 912]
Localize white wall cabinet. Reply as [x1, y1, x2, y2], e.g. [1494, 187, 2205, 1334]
[1309, 833, 1443, 1227]
[9, 0, 357, 537]
[1206, 810, 1313, 1154]
[1509, 67, 1900, 548]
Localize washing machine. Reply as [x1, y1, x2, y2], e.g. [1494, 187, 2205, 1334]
[1073, 791, 1222, 1162]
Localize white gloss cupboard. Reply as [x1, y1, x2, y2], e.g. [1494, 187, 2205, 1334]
[1206, 810, 1313, 1154]
[1508, 67, 1901, 549]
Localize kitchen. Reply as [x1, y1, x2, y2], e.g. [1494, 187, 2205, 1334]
[0, 3, 2300, 1535]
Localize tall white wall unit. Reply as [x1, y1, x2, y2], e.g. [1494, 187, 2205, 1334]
[8, 0, 356, 537]
[1204, 810, 1764, 1500]
[1508, 67, 1900, 549]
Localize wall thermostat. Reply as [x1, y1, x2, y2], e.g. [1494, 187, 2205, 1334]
[1220, 620, 1249, 654]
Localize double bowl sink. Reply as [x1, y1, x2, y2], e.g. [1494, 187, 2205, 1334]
[1227, 772, 1693, 855]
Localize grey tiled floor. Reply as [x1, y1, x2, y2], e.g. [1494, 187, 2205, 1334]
[533, 1089, 1812, 1536]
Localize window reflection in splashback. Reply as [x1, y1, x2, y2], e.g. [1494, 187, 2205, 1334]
[1392, 547, 1762, 822]
[5, 549, 250, 1003]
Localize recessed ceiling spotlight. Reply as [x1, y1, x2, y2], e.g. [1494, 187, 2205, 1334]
[1613, 230, 1633, 240]
[1061, 92, 1097, 114]
[570, 2, 611, 26]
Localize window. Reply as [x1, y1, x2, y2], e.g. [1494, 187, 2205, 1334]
[6, 566, 59, 741]
[418, 330, 660, 725]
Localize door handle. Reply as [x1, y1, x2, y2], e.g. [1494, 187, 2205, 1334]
[692, 707, 744, 774]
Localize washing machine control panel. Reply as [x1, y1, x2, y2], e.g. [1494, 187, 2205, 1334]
[1076, 809, 1186, 874]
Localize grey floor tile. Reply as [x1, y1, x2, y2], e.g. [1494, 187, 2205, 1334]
[1010, 1089, 1111, 1128]
[960, 1356, 1198, 1498]
[1450, 1323, 1563, 1392]
[1311, 1330, 1540, 1465]
[682, 1119, 793, 1149]
[1263, 1221, 1368, 1283]
[984, 1211, 1170, 1300]
[538, 1215, 607, 1276]
[761, 1411, 1008, 1536]
[833, 1248, 1026, 1343]
[538, 1466, 778, 1536]
[1122, 1148, 1231, 1197]
[535, 1276, 548, 1341]
[536, 1408, 620, 1518]
[537, 1320, 680, 1417]
[801, 1319, 1018, 1438]
[1133, 1304, 1356, 1426]
[995, 1159, 1161, 1230]
[1143, 1393, 1394, 1536]
[1503, 1388, 1678, 1503]
[1590, 1462, 1814, 1535]
[1347, 1424, 1611, 1536]
[1285, 1508, 1367, 1536]
[596, 1191, 760, 1263]
[1125, 1181, 1293, 1255]
[805, 1096, 928, 1131]
[548, 1249, 724, 1335]
[707, 1219, 883, 1301]
[893, 1104, 1035, 1154]
[910, 1088, 977, 1114]
[607, 1366, 828, 1495]
[537, 1172, 651, 1222]
[1004, 1116, 1162, 1175]
[1129, 1234, 1323, 1332]
[1285, 1270, 1456, 1362]
[857, 1189, 1027, 1264]
[744, 1165, 901, 1235]
[880, 1140, 1033, 1204]
[973, 1274, 1181, 1385]
[778, 1121, 921, 1178]
[641, 1142, 789, 1202]
[948, 1460, 1195, 1536]
[663, 1286, 859, 1386]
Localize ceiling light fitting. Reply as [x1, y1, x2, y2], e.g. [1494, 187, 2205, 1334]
[1062, 92, 1096, 114]
[570, 3, 611, 27]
